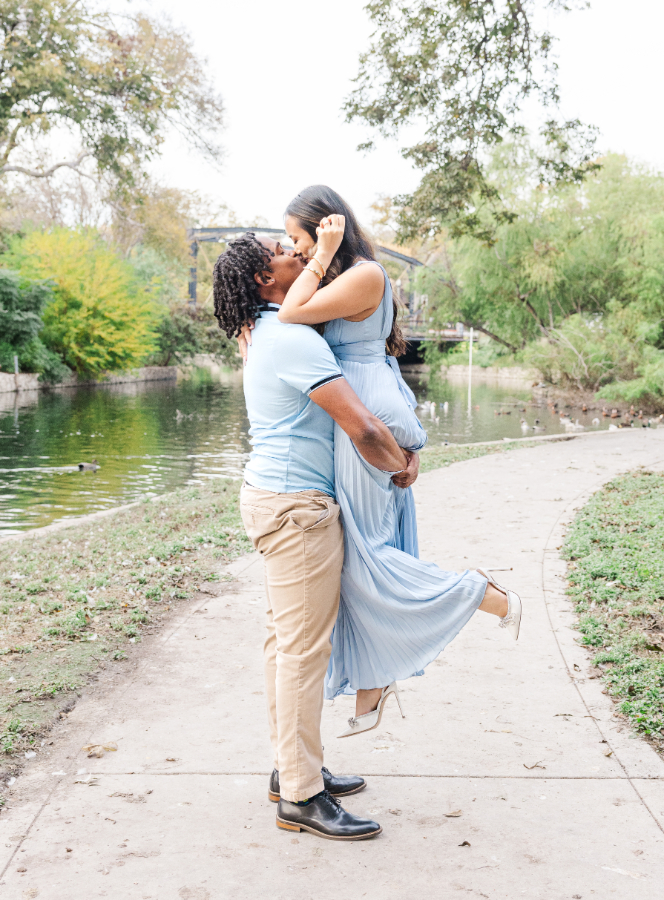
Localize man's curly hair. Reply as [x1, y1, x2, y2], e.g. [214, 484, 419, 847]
[213, 233, 274, 338]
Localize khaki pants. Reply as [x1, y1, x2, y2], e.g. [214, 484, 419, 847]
[240, 484, 343, 802]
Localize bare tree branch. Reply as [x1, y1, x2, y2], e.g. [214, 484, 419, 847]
[1, 151, 91, 179]
[433, 274, 518, 352]
[468, 323, 518, 353]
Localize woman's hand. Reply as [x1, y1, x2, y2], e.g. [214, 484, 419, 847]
[236, 321, 254, 365]
[315, 214, 345, 268]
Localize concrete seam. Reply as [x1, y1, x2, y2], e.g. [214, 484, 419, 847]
[539, 447, 664, 836]
[79, 771, 664, 780]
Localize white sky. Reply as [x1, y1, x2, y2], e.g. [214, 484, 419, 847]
[139, 0, 664, 228]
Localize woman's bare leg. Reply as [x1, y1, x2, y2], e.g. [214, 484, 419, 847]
[355, 687, 384, 717]
[479, 582, 508, 617]
[355, 580, 508, 715]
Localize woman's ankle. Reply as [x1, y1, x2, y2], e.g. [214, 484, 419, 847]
[355, 686, 385, 717]
[479, 583, 509, 618]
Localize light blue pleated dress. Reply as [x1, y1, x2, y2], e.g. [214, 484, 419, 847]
[324, 262, 487, 699]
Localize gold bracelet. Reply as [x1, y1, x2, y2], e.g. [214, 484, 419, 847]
[306, 258, 324, 279]
[311, 256, 326, 278]
[304, 262, 322, 281]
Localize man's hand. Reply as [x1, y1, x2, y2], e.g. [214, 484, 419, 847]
[310, 378, 407, 473]
[392, 450, 420, 489]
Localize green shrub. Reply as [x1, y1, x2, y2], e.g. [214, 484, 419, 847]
[5, 228, 157, 377]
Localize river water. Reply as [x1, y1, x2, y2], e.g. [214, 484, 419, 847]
[0, 368, 612, 534]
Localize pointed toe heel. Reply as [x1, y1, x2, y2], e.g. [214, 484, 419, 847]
[477, 568, 522, 641]
[337, 682, 403, 738]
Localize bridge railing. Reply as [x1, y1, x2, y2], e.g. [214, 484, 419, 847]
[186, 226, 474, 343]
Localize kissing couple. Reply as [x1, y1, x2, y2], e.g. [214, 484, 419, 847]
[212, 185, 522, 841]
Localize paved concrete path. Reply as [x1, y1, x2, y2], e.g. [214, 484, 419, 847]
[2, 429, 664, 899]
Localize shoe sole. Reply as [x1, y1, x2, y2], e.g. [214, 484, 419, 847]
[276, 816, 382, 840]
[268, 782, 366, 803]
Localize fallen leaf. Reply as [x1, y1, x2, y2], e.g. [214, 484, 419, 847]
[601, 866, 644, 879]
[81, 742, 118, 758]
[388, 809, 402, 816]
[459, 841, 471, 847]
[445, 810, 462, 817]
[109, 792, 146, 803]
[604, 750, 613, 758]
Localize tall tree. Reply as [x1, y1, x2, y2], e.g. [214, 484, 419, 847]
[0, 0, 224, 186]
[346, 0, 597, 242]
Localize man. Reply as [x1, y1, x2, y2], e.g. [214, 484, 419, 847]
[213, 233, 418, 840]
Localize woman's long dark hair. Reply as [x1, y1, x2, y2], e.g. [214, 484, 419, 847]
[285, 185, 407, 357]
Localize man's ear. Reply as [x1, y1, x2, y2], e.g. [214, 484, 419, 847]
[254, 270, 274, 287]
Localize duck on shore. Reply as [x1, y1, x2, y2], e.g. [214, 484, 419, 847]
[78, 459, 99, 472]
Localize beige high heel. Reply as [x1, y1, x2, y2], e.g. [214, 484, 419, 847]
[477, 569, 522, 641]
[337, 682, 405, 738]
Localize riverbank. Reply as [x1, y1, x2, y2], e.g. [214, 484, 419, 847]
[0, 479, 250, 764]
[0, 366, 178, 395]
[0, 434, 570, 767]
[3, 428, 664, 896]
[407, 359, 664, 416]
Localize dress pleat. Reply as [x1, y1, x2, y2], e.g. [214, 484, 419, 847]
[324, 263, 487, 699]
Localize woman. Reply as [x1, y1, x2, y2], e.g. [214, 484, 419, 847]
[243, 185, 521, 736]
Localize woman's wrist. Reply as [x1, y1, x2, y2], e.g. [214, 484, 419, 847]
[313, 249, 334, 270]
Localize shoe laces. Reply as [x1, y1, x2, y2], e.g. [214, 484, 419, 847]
[318, 790, 341, 810]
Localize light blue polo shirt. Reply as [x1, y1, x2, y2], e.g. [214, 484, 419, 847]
[242, 305, 343, 496]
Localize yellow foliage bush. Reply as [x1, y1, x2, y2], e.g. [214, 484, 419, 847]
[9, 229, 157, 377]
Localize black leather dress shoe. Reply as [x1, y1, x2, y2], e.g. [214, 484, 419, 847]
[277, 790, 382, 840]
[268, 766, 366, 802]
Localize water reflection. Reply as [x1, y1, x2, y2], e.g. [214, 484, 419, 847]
[0, 367, 616, 534]
[406, 372, 611, 445]
[0, 370, 250, 534]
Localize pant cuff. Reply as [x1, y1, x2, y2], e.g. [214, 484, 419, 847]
[280, 775, 324, 803]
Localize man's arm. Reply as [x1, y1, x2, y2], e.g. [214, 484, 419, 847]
[310, 378, 408, 473]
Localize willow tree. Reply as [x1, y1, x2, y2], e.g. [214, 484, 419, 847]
[0, 0, 224, 187]
[347, 0, 598, 242]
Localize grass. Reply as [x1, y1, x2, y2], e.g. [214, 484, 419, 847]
[0, 433, 567, 768]
[0, 478, 250, 762]
[563, 470, 664, 752]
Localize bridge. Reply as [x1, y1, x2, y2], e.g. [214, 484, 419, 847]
[187, 226, 475, 347]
